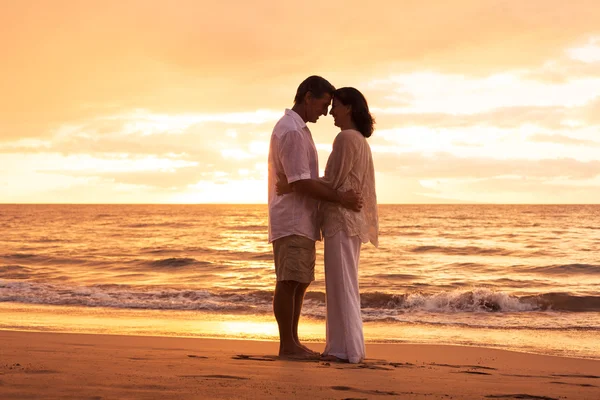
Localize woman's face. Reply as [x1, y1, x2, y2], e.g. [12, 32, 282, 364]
[329, 98, 351, 128]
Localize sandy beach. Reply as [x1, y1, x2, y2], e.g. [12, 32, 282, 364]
[0, 330, 598, 399]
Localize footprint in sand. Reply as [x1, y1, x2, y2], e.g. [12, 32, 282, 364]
[331, 385, 399, 396]
[232, 354, 276, 362]
[485, 394, 558, 400]
[179, 374, 248, 380]
[332, 360, 416, 371]
[200, 374, 248, 380]
[24, 369, 59, 374]
[388, 362, 415, 368]
[549, 381, 597, 388]
[549, 374, 598, 388]
[500, 374, 551, 379]
[551, 373, 599, 379]
[357, 363, 394, 371]
[431, 362, 497, 371]
[457, 370, 493, 375]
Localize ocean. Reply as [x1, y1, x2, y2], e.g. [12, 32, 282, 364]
[1, 204, 598, 359]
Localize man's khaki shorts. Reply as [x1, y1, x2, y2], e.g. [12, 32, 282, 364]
[272, 235, 316, 283]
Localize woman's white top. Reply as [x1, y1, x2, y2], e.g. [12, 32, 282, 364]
[320, 129, 379, 247]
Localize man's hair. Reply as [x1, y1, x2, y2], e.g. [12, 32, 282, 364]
[293, 75, 335, 104]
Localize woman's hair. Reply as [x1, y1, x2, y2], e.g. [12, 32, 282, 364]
[294, 75, 336, 104]
[333, 87, 375, 138]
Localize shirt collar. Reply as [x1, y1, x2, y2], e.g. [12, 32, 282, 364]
[285, 108, 308, 129]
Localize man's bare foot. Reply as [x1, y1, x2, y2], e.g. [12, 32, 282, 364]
[297, 342, 319, 356]
[279, 344, 319, 360]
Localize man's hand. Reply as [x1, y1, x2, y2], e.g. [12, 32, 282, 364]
[276, 173, 293, 196]
[338, 189, 363, 212]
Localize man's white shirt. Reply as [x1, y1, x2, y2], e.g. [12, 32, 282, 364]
[268, 109, 320, 243]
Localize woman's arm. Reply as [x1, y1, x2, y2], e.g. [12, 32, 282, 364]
[321, 130, 358, 190]
[275, 173, 363, 211]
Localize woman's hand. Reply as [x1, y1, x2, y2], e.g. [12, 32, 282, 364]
[276, 173, 293, 195]
[338, 189, 363, 212]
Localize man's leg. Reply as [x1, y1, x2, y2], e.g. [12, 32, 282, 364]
[274, 280, 307, 356]
[272, 235, 316, 358]
[291, 281, 317, 354]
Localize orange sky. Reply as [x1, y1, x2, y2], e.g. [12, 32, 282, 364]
[1, 0, 600, 203]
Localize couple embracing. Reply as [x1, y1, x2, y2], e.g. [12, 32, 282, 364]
[267, 75, 379, 363]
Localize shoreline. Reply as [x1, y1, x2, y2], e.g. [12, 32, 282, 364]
[2, 325, 600, 364]
[2, 302, 599, 361]
[2, 326, 599, 363]
[1, 329, 599, 399]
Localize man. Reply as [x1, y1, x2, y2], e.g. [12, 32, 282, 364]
[267, 75, 362, 358]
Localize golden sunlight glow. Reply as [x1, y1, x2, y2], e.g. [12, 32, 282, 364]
[218, 321, 279, 339]
[174, 179, 268, 204]
[1, 2, 600, 204]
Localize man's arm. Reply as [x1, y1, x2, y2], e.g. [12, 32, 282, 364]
[291, 179, 363, 212]
[276, 129, 362, 211]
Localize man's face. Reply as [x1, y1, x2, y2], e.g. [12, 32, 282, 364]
[305, 92, 332, 123]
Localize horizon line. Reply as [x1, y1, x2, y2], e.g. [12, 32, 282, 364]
[2, 203, 600, 206]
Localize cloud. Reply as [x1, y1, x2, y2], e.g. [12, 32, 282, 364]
[372, 106, 569, 131]
[41, 166, 205, 189]
[2, 1, 600, 203]
[371, 152, 600, 179]
[581, 96, 600, 125]
[524, 59, 600, 83]
[0, 112, 275, 165]
[528, 133, 600, 146]
[2, 0, 600, 136]
[416, 175, 600, 203]
[369, 71, 600, 112]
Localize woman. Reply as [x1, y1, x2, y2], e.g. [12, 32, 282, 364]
[278, 87, 379, 363]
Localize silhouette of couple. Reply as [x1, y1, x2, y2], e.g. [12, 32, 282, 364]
[268, 76, 378, 363]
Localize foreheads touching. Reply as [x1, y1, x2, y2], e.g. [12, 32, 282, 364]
[293, 75, 335, 123]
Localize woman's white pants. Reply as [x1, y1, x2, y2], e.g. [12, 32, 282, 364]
[323, 230, 365, 363]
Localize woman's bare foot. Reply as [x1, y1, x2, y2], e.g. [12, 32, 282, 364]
[320, 353, 349, 363]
